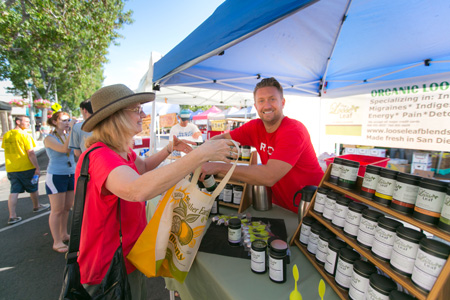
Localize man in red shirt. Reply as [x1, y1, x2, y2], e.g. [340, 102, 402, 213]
[202, 77, 324, 213]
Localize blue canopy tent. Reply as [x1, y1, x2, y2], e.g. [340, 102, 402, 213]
[226, 106, 256, 119]
[152, 0, 450, 98]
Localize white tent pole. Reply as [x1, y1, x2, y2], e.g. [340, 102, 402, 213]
[320, 0, 353, 96]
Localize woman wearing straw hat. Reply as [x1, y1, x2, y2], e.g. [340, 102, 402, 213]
[76, 84, 237, 299]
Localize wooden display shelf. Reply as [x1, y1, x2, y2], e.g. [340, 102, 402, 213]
[291, 165, 450, 300]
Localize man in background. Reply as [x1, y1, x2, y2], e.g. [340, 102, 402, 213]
[169, 109, 202, 156]
[202, 77, 324, 213]
[2, 115, 49, 225]
[69, 99, 93, 158]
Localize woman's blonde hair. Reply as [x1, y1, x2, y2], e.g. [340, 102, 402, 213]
[85, 109, 135, 153]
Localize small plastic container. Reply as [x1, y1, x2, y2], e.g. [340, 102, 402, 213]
[338, 159, 360, 189]
[367, 274, 397, 300]
[335, 248, 361, 290]
[360, 165, 381, 199]
[413, 178, 448, 225]
[307, 222, 325, 255]
[332, 195, 351, 228]
[373, 168, 398, 205]
[438, 186, 450, 232]
[251, 240, 267, 274]
[315, 229, 335, 265]
[232, 185, 243, 205]
[349, 260, 378, 300]
[411, 238, 450, 292]
[391, 173, 421, 214]
[371, 217, 403, 261]
[329, 157, 344, 184]
[241, 145, 251, 161]
[323, 191, 338, 221]
[223, 184, 234, 203]
[299, 216, 315, 245]
[269, 239, 288, 283]
[344, 202, 368, 238]
[356, 209, 384, 249]
[313, 187, 328, 214]
[324, 238, 347, 276]
[228, 218, 242, 246]
[390, 226, 425, 276]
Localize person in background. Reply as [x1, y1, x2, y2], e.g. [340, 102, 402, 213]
[169, 109, 203, 156]
[69, 99, 93, 158]
[76, 84, 236, 299]
[201, 77, 324, 213]
[2, 115, 49, 225]
[44, 111, 76, 253]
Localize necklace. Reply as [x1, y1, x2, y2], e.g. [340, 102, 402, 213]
[53, 131, 72, 167]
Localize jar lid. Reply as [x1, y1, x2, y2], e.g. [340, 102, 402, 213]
[311, 222, 325, 233]
[348, 201, 368, 212]
[318, 187, 329, 194]
[225, 183, 233, 188]
[396, 226, 425, 242]
[353, 260, 377, 276]
[233, 185, 244, 191]
[326, 190, 338, 199]
[339, 248, 360, 262]
[419, 238, 450, 257]
[228, 218, 241, 226]
[302, 216, 316, 226]
[251, 240, 267, 251]
[366, 164, 382, 173]
[301, 185, 317, 202]
[419, 177, 448, 190]
[270, 239, 288, 251]
[389, 290, 415, 300]
[318, 229, 335, 240]
[362, 208, 384, 220]
[379, 168, 398, 178]
[377, 216, 403, 230]
[369, 274, 397, 294]
[341, 159, 360, 167]
[328, 237, 347, 251]
[396, 172, 421, 183]
[336, 194, 351, 206]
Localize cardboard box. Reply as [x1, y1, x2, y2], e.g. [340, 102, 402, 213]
[411, 162, 432, 174]
[412, 152, 433, 164]
[413, 169, 434, 179]
[357, 148, 370, 155]
[388, 163, 411, 173]
[370, 148, 387, 157]
[343, 147, 356, 154]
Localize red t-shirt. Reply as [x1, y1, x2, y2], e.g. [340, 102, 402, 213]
[230, 117, 324, 213]
[76, 142, 147, 285]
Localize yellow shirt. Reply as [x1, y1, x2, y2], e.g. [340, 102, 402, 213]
[2, 129, 36, 172]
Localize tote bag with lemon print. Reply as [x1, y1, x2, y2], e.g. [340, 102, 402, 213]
[128, 151, 238, 283]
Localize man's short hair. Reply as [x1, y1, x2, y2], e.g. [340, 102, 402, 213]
[14, 115, 27, 123]
[80, 99, 93, 114]
[253, 77, 283, 98]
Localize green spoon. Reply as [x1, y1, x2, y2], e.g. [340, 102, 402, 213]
[290, 264, 302, 300]
[319, 279, 326, 300]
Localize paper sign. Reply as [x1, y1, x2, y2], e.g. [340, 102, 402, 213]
[51, 102, 62, 112]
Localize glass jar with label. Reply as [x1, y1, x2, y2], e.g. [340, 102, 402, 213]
[332, 195, 351, 228]
[299, 216, 315, 245]
[223, 184, 234, 203]
[335, 248, 361, 290]
[338, 159, 360, 189]
[413, 178, 448, 225]
[329, 157, 344, 184]
[438, 186, 450, 232]
[344, 202, 368, 238]
[233, 185, 243, 205]
[371, 217, 403, 261]
[307, 222, 325, 255]
[391, 173, 421, 214]
[269, 239, 288, 283]
[360, 165, 381, 199]
[366, 274, 397, 300]
[324, 238, 347, 276]
[411, 238, 450, 292]
[228, 218, 242, 246]
[349, 260, 377, 300]
[373, 168, 398, 205]
[390, 226, 425, 276]
[314, 187, 328, 214]
[356, 209, 384, 249]
[251, 240, 267, 274]
[323, 191, 338, 221]
[241, 145, 251, 161]
[315, 229, 335, 265]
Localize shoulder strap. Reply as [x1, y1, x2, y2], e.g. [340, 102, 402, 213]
[66, 146, 101, 264]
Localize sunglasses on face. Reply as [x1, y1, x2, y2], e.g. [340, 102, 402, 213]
[124, 106, 144, 114]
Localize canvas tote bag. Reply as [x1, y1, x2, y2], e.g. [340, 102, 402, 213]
[128, 145, 239, 283]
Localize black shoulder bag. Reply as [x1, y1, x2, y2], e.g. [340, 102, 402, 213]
[59, 147, 131, 300]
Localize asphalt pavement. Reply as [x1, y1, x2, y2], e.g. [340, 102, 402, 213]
[0, 147, 177, 300]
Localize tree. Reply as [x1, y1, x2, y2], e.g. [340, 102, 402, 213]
[0, 0, 133, 111]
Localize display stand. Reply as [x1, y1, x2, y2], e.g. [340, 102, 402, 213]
[216, 151, 257, 213]
[290, 165, 450, 300]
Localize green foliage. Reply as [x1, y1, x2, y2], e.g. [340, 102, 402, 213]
[0, 0, 133, 110]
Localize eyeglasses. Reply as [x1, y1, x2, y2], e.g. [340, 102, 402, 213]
[124, 106, 144, 114]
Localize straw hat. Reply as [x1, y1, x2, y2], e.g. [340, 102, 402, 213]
[82, 84, 155, 132]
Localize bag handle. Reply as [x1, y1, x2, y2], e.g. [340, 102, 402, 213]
[191, 140, 240, 199]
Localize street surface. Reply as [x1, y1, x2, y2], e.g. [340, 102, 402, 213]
[0, 149, 174, 300]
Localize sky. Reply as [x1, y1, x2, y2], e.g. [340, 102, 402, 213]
[102, 0, 225, 90]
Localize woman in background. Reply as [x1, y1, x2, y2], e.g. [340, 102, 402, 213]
[44, 111, 76, 253]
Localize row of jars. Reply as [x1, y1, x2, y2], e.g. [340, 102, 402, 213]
[358, 164, 450, 231]
[306, 188, 450, 295]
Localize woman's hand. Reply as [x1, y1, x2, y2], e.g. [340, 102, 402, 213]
[168, 136, 195, 154]
[197, 139, 240, 163]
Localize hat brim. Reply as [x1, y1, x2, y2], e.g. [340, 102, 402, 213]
[82, 92, 154, 132]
